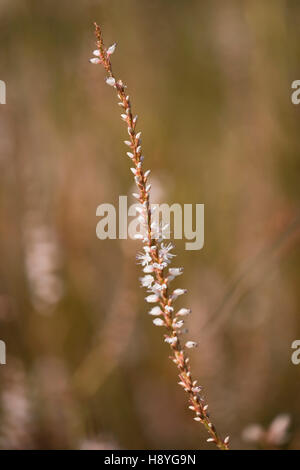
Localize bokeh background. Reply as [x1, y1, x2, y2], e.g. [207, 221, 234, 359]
[0, 0, 299, 450]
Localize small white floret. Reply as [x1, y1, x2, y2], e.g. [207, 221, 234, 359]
[149, 306, 162, 316]
[145, 294, 159, 303]
[107, 43, 117, 55]
[185, 341, 198, 349]
[176, 308, 191, 317]
[90, 58, 101, 64]
[164, 336, 177, 345]
[173, 288, 187, 298]
[106, 77, 116, 86]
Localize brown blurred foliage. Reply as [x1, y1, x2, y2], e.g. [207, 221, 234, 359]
[0, 0, 299, 449]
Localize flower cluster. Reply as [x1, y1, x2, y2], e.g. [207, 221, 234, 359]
[90, 22, 229, 450]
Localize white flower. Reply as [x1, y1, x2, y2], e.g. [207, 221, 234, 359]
[107, 43, 117, 55]
[149, 306, 162, 316]
[152, 262, 164, 270]
[90, 58, 101, 64]
[172, 288, 187, 298]
[164, 336, 178, 345]
[224, 436, 230, 444]
[136, 132, 142, 139]
[153, 318, 165, 326]
[151, 282, 164, 293]
[159, 243, 175, 263]
[124, 140, 131, 147]
[165, 306, 174, 313]
[145, 294, 159, 303]
[143, 265, 154, 273]
[169, 268, 183, 277]
[176, 308, 191, 317]
[173, 320, 184, 329]
[137, 251, 152, 266]
[185, 341, 198, 349]
[93, 49, 101, 56]
[106, 77, 116, 86]
[140, 275, 154, 288]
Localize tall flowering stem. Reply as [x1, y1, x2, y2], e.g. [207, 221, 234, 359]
[90, 22, 229, 450]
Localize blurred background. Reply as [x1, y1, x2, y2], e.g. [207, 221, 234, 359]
[0, 0, 299, 450]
